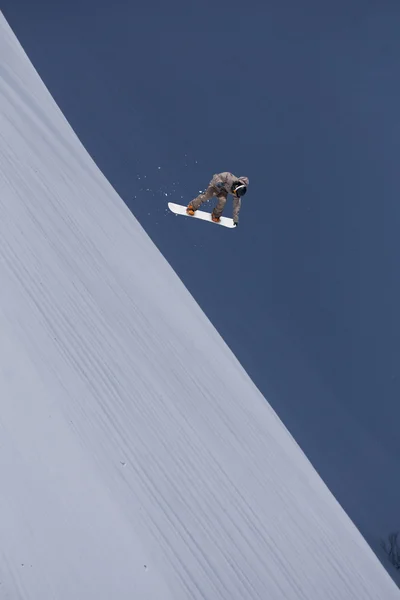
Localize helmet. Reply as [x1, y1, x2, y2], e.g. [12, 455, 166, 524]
[232, 180, 248, 198]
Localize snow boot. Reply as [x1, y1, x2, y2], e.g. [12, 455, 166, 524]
[186, 203, 196, 216]
[211, 211, 221, 223]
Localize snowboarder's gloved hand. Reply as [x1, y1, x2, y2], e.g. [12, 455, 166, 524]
[234, 221, 238, 227]
[215, 182, 225, 189]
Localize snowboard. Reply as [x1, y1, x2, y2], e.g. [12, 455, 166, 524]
[168, 202, 236, 228]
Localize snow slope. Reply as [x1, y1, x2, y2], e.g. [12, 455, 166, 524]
[0, 12, 398, 600]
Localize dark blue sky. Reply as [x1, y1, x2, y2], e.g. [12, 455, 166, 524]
[3, 0, 400, 567]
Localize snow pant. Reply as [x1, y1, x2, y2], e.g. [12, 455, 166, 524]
[191, 182, 228, 219]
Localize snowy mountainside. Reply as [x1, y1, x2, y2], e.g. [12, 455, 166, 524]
[0, 12, 399, 600]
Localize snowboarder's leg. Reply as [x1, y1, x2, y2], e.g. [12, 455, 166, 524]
[212, 194, 227, 222]
[187, 185, 216, 215]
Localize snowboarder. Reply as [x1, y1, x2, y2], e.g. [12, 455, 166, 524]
[186, 172, 249, 226]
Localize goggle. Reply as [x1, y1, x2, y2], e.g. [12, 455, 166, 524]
[234, 184, 247, 197]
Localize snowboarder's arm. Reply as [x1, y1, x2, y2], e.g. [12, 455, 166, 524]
[232, 197, 241, 225]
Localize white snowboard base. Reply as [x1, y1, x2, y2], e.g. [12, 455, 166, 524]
[168, 202, 236, 228]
